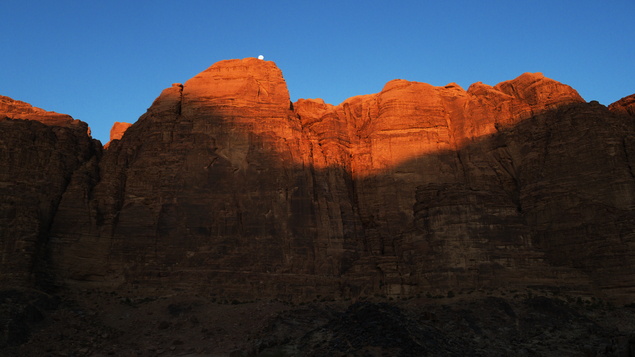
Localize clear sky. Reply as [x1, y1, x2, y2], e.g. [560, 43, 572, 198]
[2, 0, 633, 144]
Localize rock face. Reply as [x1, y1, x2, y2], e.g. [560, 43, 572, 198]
[0, 95, 84, 128]
[50, 59, 356, 297]
[2, 59, 635, 304]
[0, 96, 99, 288]
[104, 121, 132, 148]
[609, 93, 635, 117]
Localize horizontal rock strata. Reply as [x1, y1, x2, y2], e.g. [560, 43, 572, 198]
[0, 96, 99, 288]
[2, 59, 634, 304]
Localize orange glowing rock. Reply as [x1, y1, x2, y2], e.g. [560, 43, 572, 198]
[294, 72, 584, 175]
[104, 121, 133, 148]
[0, 95, 89, 131]
[609, 93, 635, 117]
[3, 58, 635, 305]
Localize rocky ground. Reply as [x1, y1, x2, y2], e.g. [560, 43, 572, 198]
[2, 287, 634, 356]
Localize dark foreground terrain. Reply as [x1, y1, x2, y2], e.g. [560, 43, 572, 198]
[3, 287, 634, 356]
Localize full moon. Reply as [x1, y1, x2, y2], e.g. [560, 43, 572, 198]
[258, 55, 264, 60]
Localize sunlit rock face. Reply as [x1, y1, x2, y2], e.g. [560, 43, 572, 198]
[0, 96, 99, 287]
[0, 95, 84, 128]
[104, 121, 133, 149]
[3, 58, 634, 302]
[609, 93, 635, 117]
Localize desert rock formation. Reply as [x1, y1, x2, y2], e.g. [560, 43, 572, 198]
[4, 58, 623, 303]
[609, 93, 635, 117]
[1, 59, 634, 304]
[0, 96, 99, 288]
[4, 59, 635, 355]
[103, 121, 133, 149]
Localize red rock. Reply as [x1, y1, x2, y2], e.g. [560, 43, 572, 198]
[49, 58, 328, 295]
[182, 58, 291, 116]
[105, 121, 133, 147]
[295, 72, 584, 176]
[0, 96, 99, 287]
[608, 93, 635, 117]
[2, 59, 634, 303]
[0, 95, 91, 133]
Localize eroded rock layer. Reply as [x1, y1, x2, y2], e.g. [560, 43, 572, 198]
[2, 59, 634, 304]
[0, 96, 99, 287]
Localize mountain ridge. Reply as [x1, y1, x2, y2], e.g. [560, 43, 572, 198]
[1, 59, 635, 300]
[4, 58, 626, 302]
[3, 58, 635, 355]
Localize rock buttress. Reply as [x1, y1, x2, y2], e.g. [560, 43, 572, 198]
[0, 96, 99, 288]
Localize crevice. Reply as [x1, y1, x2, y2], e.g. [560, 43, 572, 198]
[541, 119, 553, 176]
[33, 131, 102, 291]
[176, 84, 184, 116]
[622, 137, 635, 181]
[455, 150, 470, 188]
[489, 148, 523, 214]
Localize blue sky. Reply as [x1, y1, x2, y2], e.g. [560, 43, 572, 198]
[1, 0, 633, 144]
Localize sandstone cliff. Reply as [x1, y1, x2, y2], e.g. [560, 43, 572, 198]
[609, 93, 635, 117]
[103, 121, 132, 149]
[0, 96, 99, 288]
[49, 59, 361, 298]
[37, 58, 635, 303]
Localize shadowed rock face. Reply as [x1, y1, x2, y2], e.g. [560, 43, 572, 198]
[0, 96, 100, 287]
[2, 59, 634, 304]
